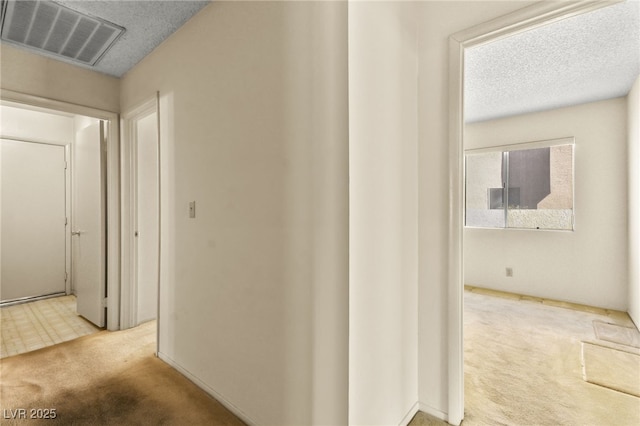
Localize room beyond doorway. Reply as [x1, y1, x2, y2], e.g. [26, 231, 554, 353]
[1, 90, 121, 331]
[0, 103, 107, 328]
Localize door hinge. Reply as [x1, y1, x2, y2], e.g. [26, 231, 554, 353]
[65, 161, 68, 170]
[65, 217, 68, 226]
[65, 272, 68, 282]
[102, 298, 108, 308]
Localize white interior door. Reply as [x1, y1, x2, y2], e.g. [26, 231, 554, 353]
[136, 112, 159, 324]
[72, 121, 106, 327]
[0, 139, 67, 302]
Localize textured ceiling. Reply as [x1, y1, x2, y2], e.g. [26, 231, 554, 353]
[465, 1, 640, 123]
[2, 0, 211, 78]
[3, 0, 638, 108]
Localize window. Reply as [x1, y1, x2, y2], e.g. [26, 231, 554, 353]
[465, 139, 574, 230]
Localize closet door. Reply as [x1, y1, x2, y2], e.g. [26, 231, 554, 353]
[1, 139, 67, 302]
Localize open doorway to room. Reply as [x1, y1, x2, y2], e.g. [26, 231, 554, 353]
[120, 96, 160, 339]
[1, 102, 104, 356]
[0, 91, 121, 359]
[449, 1, 640, 424]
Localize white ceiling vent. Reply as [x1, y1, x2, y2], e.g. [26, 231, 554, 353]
[1, 0, 125, 66]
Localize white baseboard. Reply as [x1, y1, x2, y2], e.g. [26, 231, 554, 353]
[399, 400, 452, 425]
[157, 351, 257, 426]
[418, 401, 449, 423]
[150, 353, 456, 426]
[399, 401, 421, 425]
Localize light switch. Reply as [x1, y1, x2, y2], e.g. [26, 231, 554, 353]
[189, 201, 196, 218]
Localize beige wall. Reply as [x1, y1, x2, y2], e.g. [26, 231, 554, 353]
[0, 44, 119, 112]
[629, 75, 640, 327]
[348, 2, 419, 424]
[0, 105, 74, 145]
[464, 98, 628, 311]
[121, 2, 348, 425]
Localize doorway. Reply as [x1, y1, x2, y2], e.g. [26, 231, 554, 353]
[1, 103, 105, 326]
[448, 2, 628, 424]
[1, 89, 121, 331]
[121, 97, 160, 330]
[0, 100, 114, 357]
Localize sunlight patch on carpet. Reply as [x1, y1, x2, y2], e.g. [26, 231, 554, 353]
[581, 341, 640, 397]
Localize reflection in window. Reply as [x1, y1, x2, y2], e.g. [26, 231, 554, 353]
[465, 143, 574, 230]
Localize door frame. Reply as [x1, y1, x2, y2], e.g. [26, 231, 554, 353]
[120, 95, 160, 330]
[1, 89, 121, 331]
[446, 1, 620, 424]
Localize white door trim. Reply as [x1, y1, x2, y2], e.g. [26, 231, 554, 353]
[120, 96, 159, 330]
[446, 1, 620, 424]
[1, 89, 121, 331]
[65, 144, 71, 296]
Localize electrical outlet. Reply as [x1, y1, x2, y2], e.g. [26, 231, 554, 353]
[506, 267, 513, 277]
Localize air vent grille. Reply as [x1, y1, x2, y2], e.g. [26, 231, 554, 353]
[1, 0, 124, 66]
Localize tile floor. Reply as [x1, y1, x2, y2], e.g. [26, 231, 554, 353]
[0, 295, 101, 358]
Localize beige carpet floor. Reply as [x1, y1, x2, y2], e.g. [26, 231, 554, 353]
[0, 321, 245, 425]
[462, 289, 640, 425]
[3, 292, 639, 425]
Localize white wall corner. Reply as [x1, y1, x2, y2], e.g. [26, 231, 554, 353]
[418, 401, 449, 423]
[399, 401, 421, 426]
[157, 351, 258, 426]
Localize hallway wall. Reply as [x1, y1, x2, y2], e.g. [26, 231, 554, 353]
[0, 44, 119, 113]
[121, 2, 348, 425]
[0, 105, 73, 145]
[348, 2, 419, 424]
